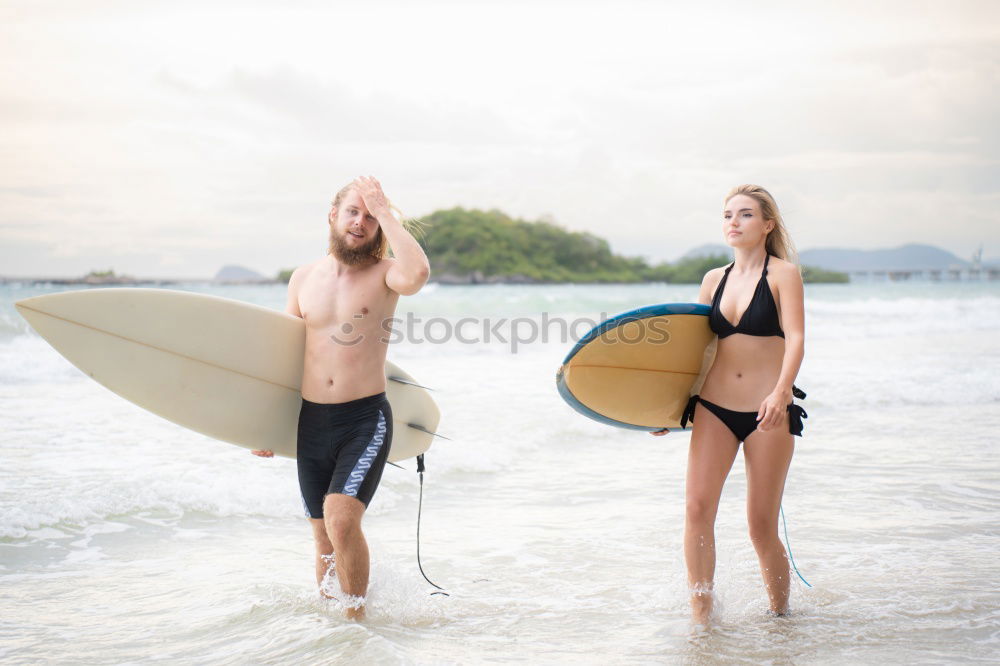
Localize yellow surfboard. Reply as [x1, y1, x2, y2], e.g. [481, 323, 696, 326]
[556, 303, 715, 430]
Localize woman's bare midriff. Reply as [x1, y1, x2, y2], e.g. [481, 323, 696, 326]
[700, 334, 785, 411]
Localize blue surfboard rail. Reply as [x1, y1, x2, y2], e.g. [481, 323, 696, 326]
[561, 302, 711, 365]
[557, 302, 712, 431]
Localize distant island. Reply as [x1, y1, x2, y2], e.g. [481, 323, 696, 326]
[81, 269, 136, 285]
[9, 267, 284, 286]
[14, 269, 147, 286]
[410, 208, 848, 284]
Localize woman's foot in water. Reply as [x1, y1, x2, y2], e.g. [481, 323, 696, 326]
[690, 583, 714, 626]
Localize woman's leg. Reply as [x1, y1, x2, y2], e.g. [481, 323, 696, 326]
[743, 423, 795, 615]
[685, 402, 740, 624]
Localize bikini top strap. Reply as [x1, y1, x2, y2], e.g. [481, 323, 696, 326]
[717, 262, 736, 288]
[711, 262, 735, 307]
[762, 253, 770, 277]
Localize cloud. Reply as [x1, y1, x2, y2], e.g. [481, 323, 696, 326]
[1, 1, 998, 275]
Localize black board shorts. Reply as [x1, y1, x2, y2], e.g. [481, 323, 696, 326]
[296, 393, 393, 519]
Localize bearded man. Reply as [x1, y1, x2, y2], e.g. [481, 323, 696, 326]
[253, 176, 430, 619]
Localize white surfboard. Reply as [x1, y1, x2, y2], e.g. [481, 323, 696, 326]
[15, 288, 439, 462]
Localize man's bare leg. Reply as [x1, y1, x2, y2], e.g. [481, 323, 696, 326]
[308, 518, 335, 593]
[323, 493, 370, 620]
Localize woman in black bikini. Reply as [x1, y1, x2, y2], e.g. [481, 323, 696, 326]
[652, 185, 806, 625]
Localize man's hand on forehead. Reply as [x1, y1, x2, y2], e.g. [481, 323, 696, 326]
[354, 176, 391, 219]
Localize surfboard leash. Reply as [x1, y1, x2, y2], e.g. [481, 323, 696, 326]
[779, 503, 812, 588]
[415, 454, 449, 596]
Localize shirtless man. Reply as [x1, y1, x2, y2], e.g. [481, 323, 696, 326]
[252, 176, 430, 619]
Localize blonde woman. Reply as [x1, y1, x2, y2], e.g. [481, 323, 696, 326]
[653, 185, 807, 625]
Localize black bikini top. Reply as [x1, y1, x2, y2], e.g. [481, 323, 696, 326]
[709, 254, 785, 339]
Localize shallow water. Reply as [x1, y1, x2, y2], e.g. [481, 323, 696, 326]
[2, 281, 999, 663]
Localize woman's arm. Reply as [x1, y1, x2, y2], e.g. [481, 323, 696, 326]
[756, 262, 805, 431]
[698, 267, 723, 306]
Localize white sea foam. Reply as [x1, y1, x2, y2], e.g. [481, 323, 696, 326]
[2, 281, 999, 663]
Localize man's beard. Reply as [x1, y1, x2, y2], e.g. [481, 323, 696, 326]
[330, 229, 379, 266]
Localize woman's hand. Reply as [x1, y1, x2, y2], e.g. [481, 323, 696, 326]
[650, 428, 670, 437]
[756, 388, 792, 431]
[251, 449, 274, 458]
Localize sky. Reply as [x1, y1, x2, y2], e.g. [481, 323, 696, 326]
[1, 0, 998, 278]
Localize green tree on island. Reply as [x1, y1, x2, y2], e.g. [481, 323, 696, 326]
[279, 207, 848, 284]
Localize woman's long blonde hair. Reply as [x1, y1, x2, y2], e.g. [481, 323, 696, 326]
[725, 184, 798, 265]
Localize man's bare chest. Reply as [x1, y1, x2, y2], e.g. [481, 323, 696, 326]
[298, 273, 387, 330]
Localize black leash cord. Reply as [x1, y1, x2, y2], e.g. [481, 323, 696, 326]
[416, 454, 448, 596]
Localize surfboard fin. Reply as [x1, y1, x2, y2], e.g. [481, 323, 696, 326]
[407, 423, 452, 440]
[388, 376, 435, 391]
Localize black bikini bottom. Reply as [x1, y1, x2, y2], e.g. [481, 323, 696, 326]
[680, 387, 807, 442]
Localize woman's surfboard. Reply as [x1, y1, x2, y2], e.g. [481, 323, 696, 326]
[15, 288, 439, 462]
[556, 303, 715, 431]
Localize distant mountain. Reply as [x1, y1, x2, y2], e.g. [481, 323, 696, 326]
[680, 244, 732, 260]
[214, 265, 267, 282]
[681, 242, 970, 272]
[798, 244, 970, 272]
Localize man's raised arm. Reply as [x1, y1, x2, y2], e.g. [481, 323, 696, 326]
[354, 176, 430, 296]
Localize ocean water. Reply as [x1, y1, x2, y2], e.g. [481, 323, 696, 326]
[1, 280, 999, 664]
